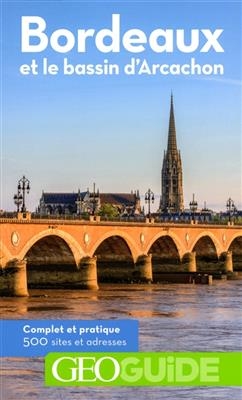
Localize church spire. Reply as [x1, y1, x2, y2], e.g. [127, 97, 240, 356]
[160, 94, 184, 214]
[167, 93, 178, 154]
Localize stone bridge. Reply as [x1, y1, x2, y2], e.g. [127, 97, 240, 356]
[0, 215, 242, 295]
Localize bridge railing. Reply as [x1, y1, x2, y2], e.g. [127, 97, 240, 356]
[1, 212, 242, 226]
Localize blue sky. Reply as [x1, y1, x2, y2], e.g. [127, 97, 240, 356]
[1, 0, 241, 212]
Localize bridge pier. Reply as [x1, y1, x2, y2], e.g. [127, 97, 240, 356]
[134, 254, 153, 283]
[0, 259, 29, 297]
[224, 250, 233, 273]
[187, 251, 197, 272]
[79, 256, 99, 290]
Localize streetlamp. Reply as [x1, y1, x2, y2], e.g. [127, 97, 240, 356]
[89, 183, 99, 215]
[201, 201, 209, 222]
[145, 188, 155, 218]
[13, 175, 30, 213]
[189, 193, 198, 222]
[13, 192, 23, 212]
[226, 197, 236, 223]
[75, 189, 83, 216]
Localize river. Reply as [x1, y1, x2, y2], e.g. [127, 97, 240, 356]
[0, 280, 242, 399]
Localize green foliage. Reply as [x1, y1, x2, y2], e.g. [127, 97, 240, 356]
[98, 203, 119, 218]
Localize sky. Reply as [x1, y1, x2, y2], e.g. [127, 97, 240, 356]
[1, 0, 241, 212]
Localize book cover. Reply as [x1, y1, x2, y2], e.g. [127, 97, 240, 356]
[1, 1, 242, 399]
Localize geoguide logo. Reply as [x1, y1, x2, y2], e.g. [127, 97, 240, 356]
[45, 352, 242, 386]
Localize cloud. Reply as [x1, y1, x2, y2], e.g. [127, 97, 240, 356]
[202, 77, 242, 86]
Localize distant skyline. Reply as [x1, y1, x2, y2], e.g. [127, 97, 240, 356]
[1, 0, 241, 212]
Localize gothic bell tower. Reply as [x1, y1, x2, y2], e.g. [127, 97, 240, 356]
[160, 95, 184, 213]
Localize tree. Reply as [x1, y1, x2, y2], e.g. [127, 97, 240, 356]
[98, 203, 119, 218]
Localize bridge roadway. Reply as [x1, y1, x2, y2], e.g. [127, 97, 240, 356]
[0, 214, 242, 295]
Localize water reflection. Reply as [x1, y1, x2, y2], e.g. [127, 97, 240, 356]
[1, 281, 242, 399]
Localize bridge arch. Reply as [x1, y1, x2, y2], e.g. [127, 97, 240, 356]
[145, 232, 184, 274]
[91, 231, 139, 283]
[190, 231, 222, 257]
[90, 230, 140, 262]
[18, 229, 84, 266]
[17, 229, 86, 289]
[227, 233, 242, 271]
[191, 232, 220, 272]
[227, 233, 242, 252]
[145, 231, 185, 260]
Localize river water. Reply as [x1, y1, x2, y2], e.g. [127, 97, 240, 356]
[0, 280, 242, 400]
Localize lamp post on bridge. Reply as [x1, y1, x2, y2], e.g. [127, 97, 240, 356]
[13, 175, 30, 213]
[189, 193, 198, 223]
[226, 197, 236, 224]
[89, 182, 99, 216]
[145, 188, 154, 218]
[76, 189, 84, 217]
[13, 192, 23, 213]
[201, 201, 209, 222]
